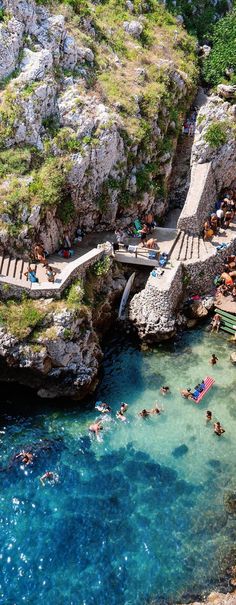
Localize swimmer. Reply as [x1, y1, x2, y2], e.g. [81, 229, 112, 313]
[139, 409, 150, 417]
[15, 451, 33, 466]
[89, 420, 103, 439]
[95, 402, 111, 413]
[180, 389, 194, 400]
[160, 386, 170, 395]
[210, 353, 218, 365]
[120, 402, 128, 414]
[214, 421, 225, 436]
[40, 471, 59, 486]
[206, 410, 212, 422]
[116, 410, 126, 421]
[139, 406, 161, 417]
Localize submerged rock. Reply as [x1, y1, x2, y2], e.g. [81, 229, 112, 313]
[172, 444, 189, 458]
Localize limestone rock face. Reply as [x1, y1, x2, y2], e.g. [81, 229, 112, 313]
[0, 18, 24, 79]
[192, 95, 236, 191]
[0, 0, 197, 258]
[0, 264, 125, 398]
[3, 0, 36, 31]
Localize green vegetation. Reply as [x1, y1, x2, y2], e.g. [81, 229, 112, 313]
[29, 157, 70, 208]
[53, 127, 82, 153]
[166, 0, 228, 41]
[203, 10, 236, 86]
[91, 255, 111, 277]
[66, 279, 85, 308]
[0, 298, 46, 339]
[204, 121, 228, 148]
[0, 8, 4, 21]
[0, 148, 32, 178]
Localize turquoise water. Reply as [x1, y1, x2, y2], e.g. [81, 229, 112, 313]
[0, 327, 235, 605]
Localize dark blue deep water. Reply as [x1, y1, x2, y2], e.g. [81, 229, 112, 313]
[0, 328, 235, 604]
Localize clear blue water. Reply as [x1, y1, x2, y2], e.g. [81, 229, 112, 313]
[0, 327, 235, 605]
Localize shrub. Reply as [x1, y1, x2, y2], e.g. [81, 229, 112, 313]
[57, 197, 75, 224]
[54, 128, 82, 153]
[91, 255, 111, 277]
[0, 148, 32, 178]
[30, 158, 68, 208]
[66, 279, 85, 308]
[203, 10, 236, 85]
[166, 0, 228, 41]
[204, 121, 228, 148]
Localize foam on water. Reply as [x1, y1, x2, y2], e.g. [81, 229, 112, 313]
[0, 327, 235, 605]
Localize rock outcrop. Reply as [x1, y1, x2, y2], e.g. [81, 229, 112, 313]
[191, 95, 236, 191]
[0, 0, 198, 257]
[0, 261, 126, 398]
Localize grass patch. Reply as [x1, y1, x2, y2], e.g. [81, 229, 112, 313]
[0, 299, 46, 339]
[0, 147, 32, 178]
[204, 121, 229, 148]
[65, 279, 85, 308]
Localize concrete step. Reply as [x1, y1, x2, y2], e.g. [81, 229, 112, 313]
[15, 259, 24, 280]
[192, 236, 200, 260]
[8, 258, 17, 279]
[179, 233, 188, 261]
[186, 234, 193, 260]
[171, 231, 185, 260]
[1, 255, 11, 277]
[0, 254, 4, 274]
[22, 261, 30, 283]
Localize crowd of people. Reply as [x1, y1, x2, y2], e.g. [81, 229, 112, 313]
[89, 377, 225, 441]
[114, 211, 158, 252]
[213, 254, 236, 300]
[203, 189, 236, 241]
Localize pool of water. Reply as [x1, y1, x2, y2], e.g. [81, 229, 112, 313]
[0, 327, 235, 605]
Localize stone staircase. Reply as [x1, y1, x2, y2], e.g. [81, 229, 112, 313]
[0, 253, 29, 284]
[171, 231, 214, 262]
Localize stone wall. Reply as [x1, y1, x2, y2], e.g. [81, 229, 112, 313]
[129, 263, 184, 342]
[177, 162, 216, 234]
[184, 241, 236, 295]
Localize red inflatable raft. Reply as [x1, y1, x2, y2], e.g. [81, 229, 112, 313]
[194, 376, 215, 404]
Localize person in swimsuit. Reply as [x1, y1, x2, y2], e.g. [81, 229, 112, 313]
[210, 353, 218, 365]
[40, 471, 59, 486]
[214, 421, 225, 436]
[89, 420, 103, 438]
[180, 389, 194, 400]
[15, 451, 33, 466]
[116, 410, 126, 421]
[206, 410, 212, 422]
[120, 403, 128, 414]
[160, 386, 170, 395]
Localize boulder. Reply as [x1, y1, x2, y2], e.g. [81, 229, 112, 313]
[189, 301, 208, 319]
[123, 20, 143, 38]
[230, 352, 236, 364]
[19, 48, 53, 83]
[217, 84, 236, 99]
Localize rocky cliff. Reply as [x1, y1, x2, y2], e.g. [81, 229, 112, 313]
[0, 258, 125, 398]
[0, 0, 198, 257]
